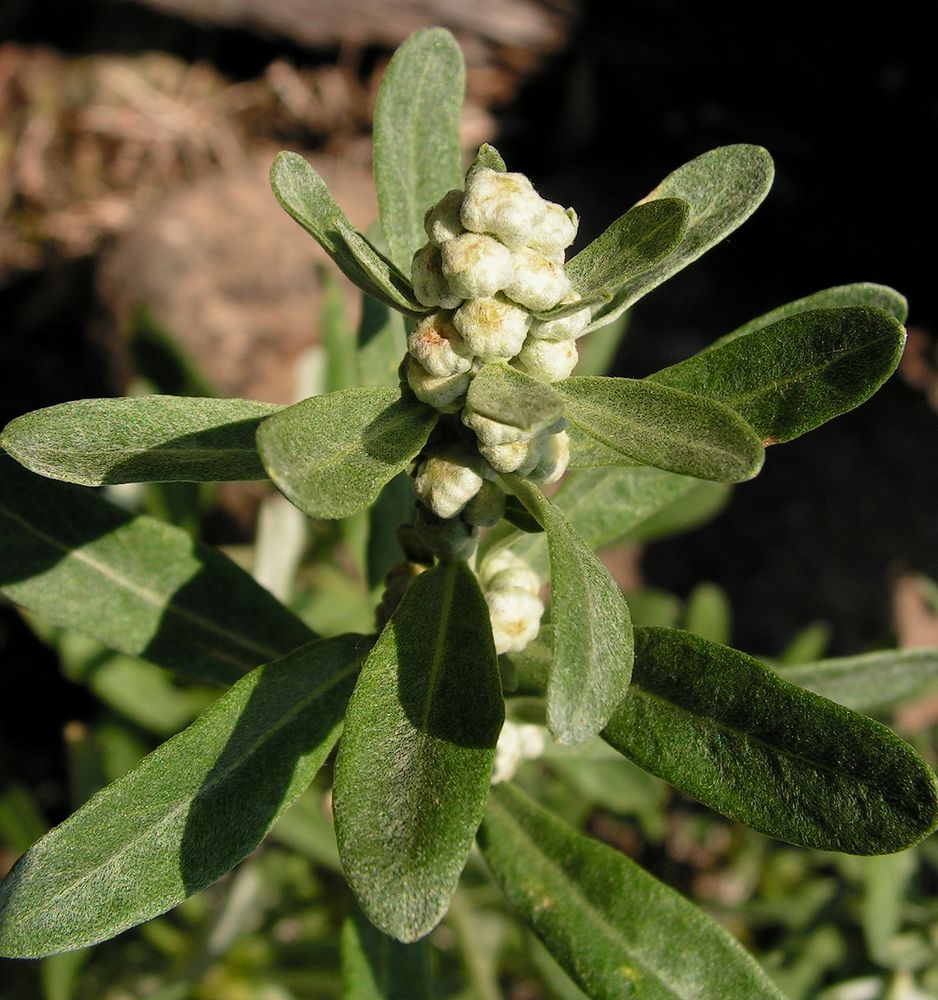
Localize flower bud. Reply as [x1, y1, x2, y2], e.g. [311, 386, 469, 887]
[486, 587, 544, 654]
[528, 290, 591, 341]
[491, 721, 546, 783]
[481, 550, 541, 596]
[424, 188, 465, 246]
[527, 202, 579, 258]
[479, 435, 544, 476]
[462, 406, 529, 447]
[413, 444, 484, 519]
[462, 479, 506, 528]
[461, 167, 546, 249]
[528, 429, 570, 485]
[406, 357, 470, 412]
[503, 247, 572, 312]
[453, 295, 531, 362]
[407, 311, 473, 377]
[414, 504, 478, 559]
[514, 336, 579, 382]
[411, 243, 463, 309]
[441, 232, 514, 300]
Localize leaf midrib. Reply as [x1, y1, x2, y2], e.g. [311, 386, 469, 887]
[0, 501, 284, 667]
[486, 795, 689, 997]
[5, 653, 358, 926]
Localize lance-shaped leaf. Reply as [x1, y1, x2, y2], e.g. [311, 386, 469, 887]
[585, 145, 774, 333]
[552, 198, 689, 317]
[1, 396, 280, 486]
[373, 27, 464, 269]
[649, 306, 906, 443]
[269, 151, 424, 315]
[602, 628, 938, 854]
[257, 386, 437, 520]
[341, 910, 431, 1000]
[509, 477, 632, 745]
[711, 282, 908, 348]
[479, 784, 786, 1000]
[466, 363, 565, 433]
[333, 561, 502, 942]
[357, 296, 408, 389]
[557, 376, 764, 481]
[467, 142, 506, 175]
[0, 635, 369, 957]
[776, 648, 938, 713]
[0, 457, 314, 685]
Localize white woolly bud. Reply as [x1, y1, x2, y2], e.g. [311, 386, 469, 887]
[406, 357, 470, 413]
[413, 445, 484, 519]
[462, 479, 506, 528]
[480, 550, 538, 590]
[528, 429, 570, 485]
[479, 435, 544, 475]
[491, 721, 546, 784]
[462, 407, 529, 447]
[461, 168, 546, 249]
[527, 202, 579, 257]
[486, 587, 544, 654]
[528, 290, 591, 341]
[514, 336, 579, 382]
[441, 232, 514, 300]
[411, 243, 463, 309]
[424, 189, 465, 246]
[482, 558, 541, 597]
[453, 295, 531, 362]
[503, 247, 572, 312]
[407, 312, 473, 377]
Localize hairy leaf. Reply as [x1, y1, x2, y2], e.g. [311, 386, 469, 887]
[269, 151, 424, 314]
[0, 457, 314, 684]
[585, 145, 774, 333]
[509, 478, 632, 745]
[373, 27, 465, 269]
[468, 143, 506, 174]
[341, 910, 430, 1000]
[0, 635, 369, 957]
[333, 561, 502, 942]
[713, 282, 908, 348]
[558, 376, 764, 481]
[357, 297, 408, 389]
[603, 628, 938, 854]
[2, 397, 279, 486]
[559, 199, 689, 314]
[257, 386, 437, 519]
[650, 306, 906, 443]
[466, 363, 564, 433]
[776, 648, 938, 713]
[479, 784, 785, 1000]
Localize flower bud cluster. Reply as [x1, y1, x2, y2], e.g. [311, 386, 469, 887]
[491, 719, 546, 784]
[479, 550, 544, 655]
[405, 165, 586, 557]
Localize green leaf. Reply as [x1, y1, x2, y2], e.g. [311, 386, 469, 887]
[585, 145, 774, 333]
[557, 198, 689, 314]
[1, 397, 280, 486]
[557, 376, 765, 481]
[357, 296, 408, 389]
[257, 386, 437, 520]
[468, 143, 506, 175]
[466, 363, 564, 433]
[320, 267, 359, 393]
[712, 282, 908, 348]
[683, 582, 732, 645]
[341, 910, 430, 1000]
[508, 478, 632, 745]
[269, 151, 424, 314]
[650, 306, 906, 443]
[479, 783, 786, 1000]
[775, 648, 938, 713]
[0, 635, 369, 957]
[0, 456, 315, 685]
[603, 628, 938, 854]
[573, 312, 628, 378]
[373, 27, 465, 269]
[333, 561, 502, 942]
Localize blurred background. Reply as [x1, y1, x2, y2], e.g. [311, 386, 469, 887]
[2, 1, 938, 997]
